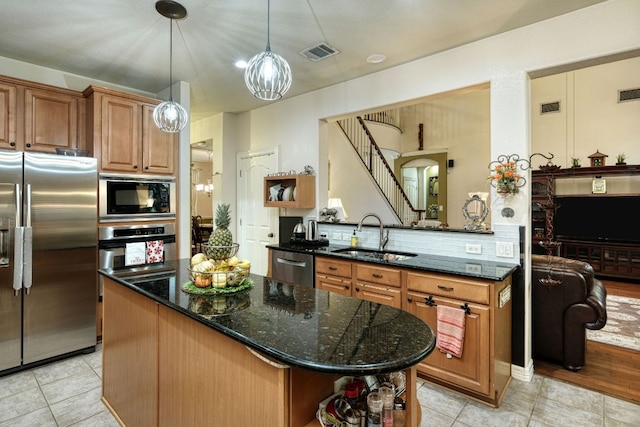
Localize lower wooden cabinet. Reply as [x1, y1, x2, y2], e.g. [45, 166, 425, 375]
[406, 271, 512, 407]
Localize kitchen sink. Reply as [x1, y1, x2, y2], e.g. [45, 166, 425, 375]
[332, 247, 418, 261]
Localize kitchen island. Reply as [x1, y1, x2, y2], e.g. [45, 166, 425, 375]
[99, 259, 435, 427]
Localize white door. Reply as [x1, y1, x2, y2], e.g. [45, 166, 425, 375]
[237, 149, 278, 276]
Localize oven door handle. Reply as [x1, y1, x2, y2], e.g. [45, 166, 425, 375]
[275, 257, 307, 268]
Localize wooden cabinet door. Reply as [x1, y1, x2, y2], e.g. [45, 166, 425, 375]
[407, 292, 490, 396]
[100, 95, 140, 172]
[142, 104, 176, 174]
[24, 88, 80, 153]
[316, 274, 352, 296]
[0, 82, 18, 150]
[354, 282, 402, 308]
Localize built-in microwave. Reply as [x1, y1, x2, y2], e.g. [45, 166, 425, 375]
[99, 173, 176, 222]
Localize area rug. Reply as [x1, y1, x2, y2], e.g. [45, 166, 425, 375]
[587, 294, 640, 352]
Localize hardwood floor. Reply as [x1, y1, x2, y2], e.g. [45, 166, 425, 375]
[534, 279, 640, 405]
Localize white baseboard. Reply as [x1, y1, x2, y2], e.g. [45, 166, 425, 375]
[511, 359, 534, 382]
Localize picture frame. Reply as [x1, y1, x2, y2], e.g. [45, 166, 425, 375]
[592, 177, 606, 194]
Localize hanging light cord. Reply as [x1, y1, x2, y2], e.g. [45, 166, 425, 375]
[168, 17, 174, 102]
[264, 0, 273, 52]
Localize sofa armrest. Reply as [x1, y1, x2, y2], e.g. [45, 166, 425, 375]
[585, 278, 607, 330]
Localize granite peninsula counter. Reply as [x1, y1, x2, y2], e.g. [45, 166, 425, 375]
[99, 259, 435, 427]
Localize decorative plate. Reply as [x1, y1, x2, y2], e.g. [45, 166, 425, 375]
[181, 278, 254, 295]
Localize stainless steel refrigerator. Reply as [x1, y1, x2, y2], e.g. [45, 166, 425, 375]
[0, 150, 97, 373]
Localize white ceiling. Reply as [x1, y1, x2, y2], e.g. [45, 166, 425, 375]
[1, 0, 605, 121]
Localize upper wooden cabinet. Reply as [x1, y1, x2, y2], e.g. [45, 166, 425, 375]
[0, 81, 18, 149]
[85, 86, 176, 175]
[0, 76, 86, 153]
[264, 174, 315, 208]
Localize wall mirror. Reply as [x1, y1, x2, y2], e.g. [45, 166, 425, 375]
[462, 194, 489, 231]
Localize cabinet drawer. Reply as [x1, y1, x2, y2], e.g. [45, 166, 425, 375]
[355, 263, 401, 287]
[316, 274, 351, 296]
[316, 257, 352, 279]
[354, 282, 402, 308]
[406, 272, 490, 305]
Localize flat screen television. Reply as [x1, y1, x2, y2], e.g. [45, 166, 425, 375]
[554, 196, 640, 243]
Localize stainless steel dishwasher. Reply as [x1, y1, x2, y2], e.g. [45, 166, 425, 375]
[270, 249, 314, 287]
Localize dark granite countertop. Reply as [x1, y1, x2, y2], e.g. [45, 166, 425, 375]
[268, 243, 519, 281]
[99, 259, 435, 376]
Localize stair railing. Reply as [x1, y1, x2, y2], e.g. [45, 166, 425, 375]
[337, 116, 423, 225]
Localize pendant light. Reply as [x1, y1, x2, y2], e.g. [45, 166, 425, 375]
[153, 0, 189, 133]
[244, 0, 292, 100]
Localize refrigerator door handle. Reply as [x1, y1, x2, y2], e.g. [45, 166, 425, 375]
[13, 184, 23, 295]
[23, 184, 33, 294]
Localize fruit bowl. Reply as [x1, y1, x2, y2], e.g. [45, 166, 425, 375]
[188, 266, 250, 289]
[202, 243, 239, 261]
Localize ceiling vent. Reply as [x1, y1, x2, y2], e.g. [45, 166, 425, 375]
[298, 42, 339, 61]
[619, 88, 640, 103]
[540, 101, 560, 115]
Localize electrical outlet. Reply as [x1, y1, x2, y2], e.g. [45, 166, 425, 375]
[496, 242, 514, 258]
[342, 232, 352, 241]
[466, 244, 482, 254]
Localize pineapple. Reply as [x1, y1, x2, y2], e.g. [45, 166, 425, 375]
[207, 203, 233, 259]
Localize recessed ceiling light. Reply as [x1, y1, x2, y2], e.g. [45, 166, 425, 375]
[235, 60, 248, 69]
[366, 54, 387, 64]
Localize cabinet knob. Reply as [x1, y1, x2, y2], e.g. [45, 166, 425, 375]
[133, 165, 138, 169]
[355, 287, 360, 292]
[10, 142, 16, 147]
[145, 166, 149, 170]
[407, 297, 413, 303]
[267, 233, 274, 238]
[345, 285, 350, 290]
[26, 143, 31, 148]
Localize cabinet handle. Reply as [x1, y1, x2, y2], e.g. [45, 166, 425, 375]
[328, 266, 337, 271]
[372, 273, 383, 278]
[10, 142, 16, 147]
[437, 285, 454, 292]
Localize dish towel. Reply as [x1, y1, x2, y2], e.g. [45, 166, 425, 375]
[146, 240, 164, 263]
[436, 305, 466, 358]
[125, 242, 146, 266]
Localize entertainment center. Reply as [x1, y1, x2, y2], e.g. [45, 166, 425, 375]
[531, 165, 640, 281]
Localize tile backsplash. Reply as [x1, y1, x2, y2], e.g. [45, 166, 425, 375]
[318, 223, 520, 264]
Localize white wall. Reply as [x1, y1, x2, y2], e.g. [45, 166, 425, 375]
[531, 56, 640, 168]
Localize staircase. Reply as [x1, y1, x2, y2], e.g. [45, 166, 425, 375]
[337, 116, 423, 225]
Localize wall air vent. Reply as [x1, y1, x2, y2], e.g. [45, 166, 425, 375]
[540, 101, 560, 115]
[619, 88, 640, 103]
[298, 42, 340, 61]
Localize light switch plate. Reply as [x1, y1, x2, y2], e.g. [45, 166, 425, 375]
[496, 242, 514, 258]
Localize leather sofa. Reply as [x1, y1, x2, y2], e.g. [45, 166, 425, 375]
[531, 254, 607, 371]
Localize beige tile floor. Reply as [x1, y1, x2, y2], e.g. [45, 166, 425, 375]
[1, 347, 639, 426]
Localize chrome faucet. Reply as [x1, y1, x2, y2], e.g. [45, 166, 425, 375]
[356, 213, 389, 251]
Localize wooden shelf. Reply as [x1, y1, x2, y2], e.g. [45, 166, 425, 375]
[264, 174, 315, 208]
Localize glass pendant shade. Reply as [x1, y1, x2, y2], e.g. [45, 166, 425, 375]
[153, 100, 188, 133]
[154, 0, 188, 133]
[244, 48, 292, 100]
